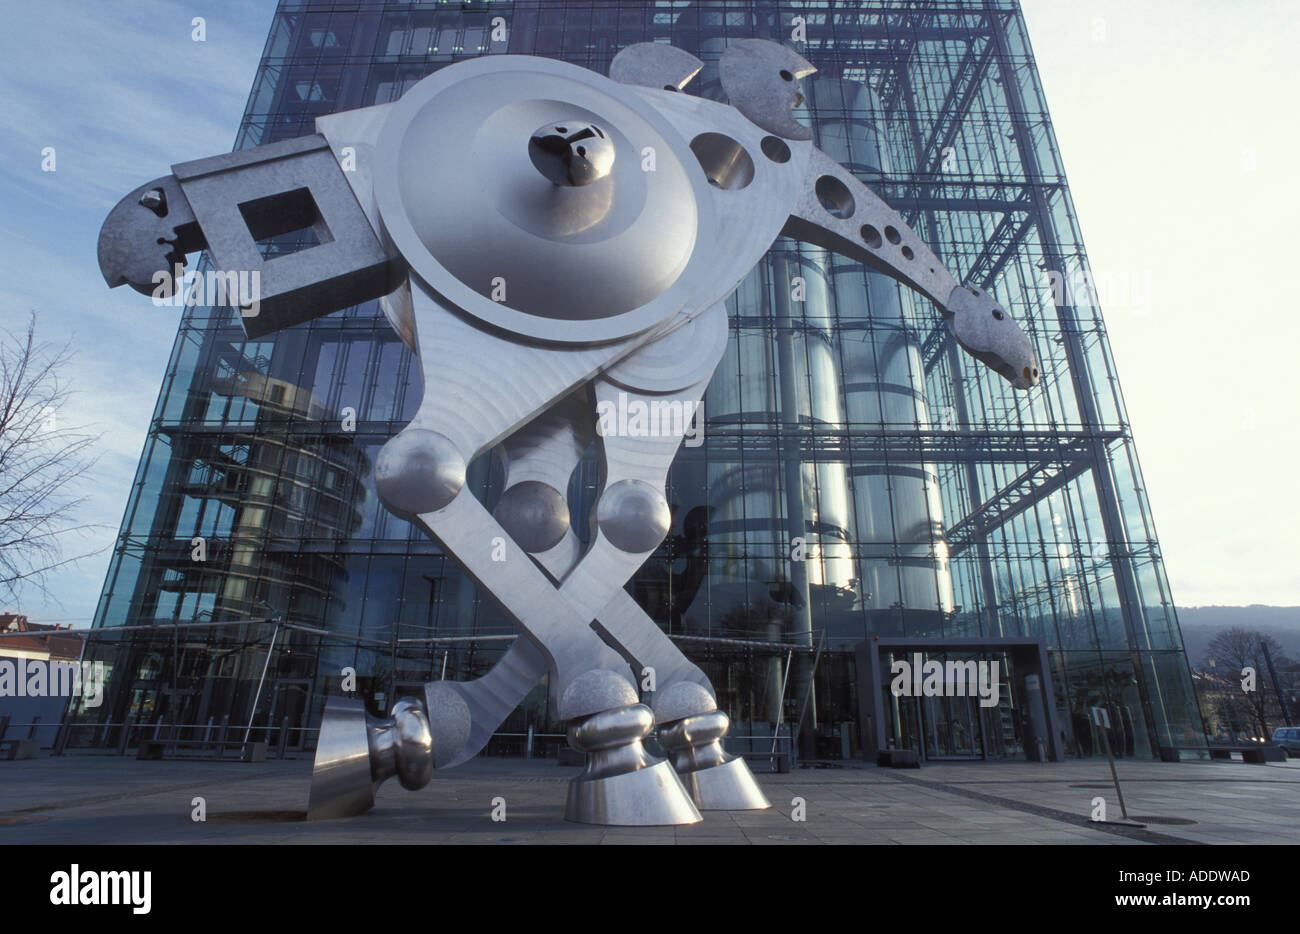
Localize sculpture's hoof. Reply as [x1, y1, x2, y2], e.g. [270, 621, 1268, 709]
[656, 684, 770, 811]
[563, 698, 701, 826]
[307, 695, 434, 820]
[670, 742, 771, 811]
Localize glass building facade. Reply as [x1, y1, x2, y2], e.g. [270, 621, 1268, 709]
[72, 0, 1206, 763]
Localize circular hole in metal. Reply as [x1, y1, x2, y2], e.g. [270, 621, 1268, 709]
[901, 246, 914, 260]
[555, 126, 567, 133]
[760, 135, 791, 163]
[689, 132, 755, 190]
[861, 224, 882, 248]
[884, 225, 902, 245]
[992, 309, 1004, 320]
[814, 175, 855, 219]
[780, 69, 794, 82]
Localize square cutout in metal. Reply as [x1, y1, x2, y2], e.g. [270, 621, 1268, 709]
[238, 187, 332, 259]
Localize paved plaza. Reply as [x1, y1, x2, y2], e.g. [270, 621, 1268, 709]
[2, 755, 1296, 845]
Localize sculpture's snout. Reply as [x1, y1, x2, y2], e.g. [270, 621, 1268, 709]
[97, 175, 204, 297]
[946, 284, 1040, 392]
[528, 121, 615, 187]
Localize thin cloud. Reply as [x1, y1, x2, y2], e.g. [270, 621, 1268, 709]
[0, 0, 276, 622]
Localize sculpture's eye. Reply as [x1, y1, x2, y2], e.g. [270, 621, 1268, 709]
[992, 309, 1005, 321]
[780, 69, 793, 81]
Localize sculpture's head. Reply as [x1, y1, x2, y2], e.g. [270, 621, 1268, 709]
[718, 39, 817, 141]
[944, 285, 1039, 390]
[98, 176, 203, 297]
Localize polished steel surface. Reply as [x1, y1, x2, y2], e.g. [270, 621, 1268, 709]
[371, 54, 713, 343]
[307, 697, 375, 820]
[492, 480, 570, 554]
[656, 682, 771, 811]
[564, 688, 701, 825]
[370, 696, 436, 791]
[306, 695, 434, 820]
[673, 755, 772, 812]
[373, 428, 466, 518]
[528, 121, 615, 187]
[100, 38, 1045, 826]
[595, 478, 672, 554]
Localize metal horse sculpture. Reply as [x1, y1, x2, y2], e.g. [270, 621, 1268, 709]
[98, 40, 1038, 825]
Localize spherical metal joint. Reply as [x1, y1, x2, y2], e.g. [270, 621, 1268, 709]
[652, 680, 717, 725]
[595, 478, 671, 553]
[528, 121, 615, 187]
[493, 480, 570, 554]
[374, 429, 465, 516]
[561, 668, 639, 720]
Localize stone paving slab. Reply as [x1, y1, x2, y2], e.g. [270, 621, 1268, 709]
[1, 755, 1296, 845]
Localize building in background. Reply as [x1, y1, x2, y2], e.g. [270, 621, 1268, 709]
[1, 614, 85, 747]
[69, 1, 1206, 763]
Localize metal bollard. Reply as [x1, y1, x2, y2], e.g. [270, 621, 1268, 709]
[53, 719, 71, 757]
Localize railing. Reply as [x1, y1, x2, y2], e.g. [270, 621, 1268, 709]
[9, 717, 803, 766]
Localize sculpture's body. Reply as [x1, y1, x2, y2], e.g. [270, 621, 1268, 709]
[99, 41, 1038, 825]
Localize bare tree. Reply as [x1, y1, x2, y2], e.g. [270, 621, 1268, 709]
[1204, 627, 1293, 739]
[0, 312, 102, 602]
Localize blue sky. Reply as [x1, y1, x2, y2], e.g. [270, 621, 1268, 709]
[0, 0, 275, 624]
[0, 0, 1295, 627]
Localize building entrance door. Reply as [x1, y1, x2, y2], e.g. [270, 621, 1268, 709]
[858, 637, 1065, 764]
[919, 692, 984, 760]
[269, 679, 311, 751]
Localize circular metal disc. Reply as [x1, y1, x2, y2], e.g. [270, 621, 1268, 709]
[374, 56, 714, 344]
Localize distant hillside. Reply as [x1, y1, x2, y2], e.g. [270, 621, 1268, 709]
[1174, 605, 1300, 665]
